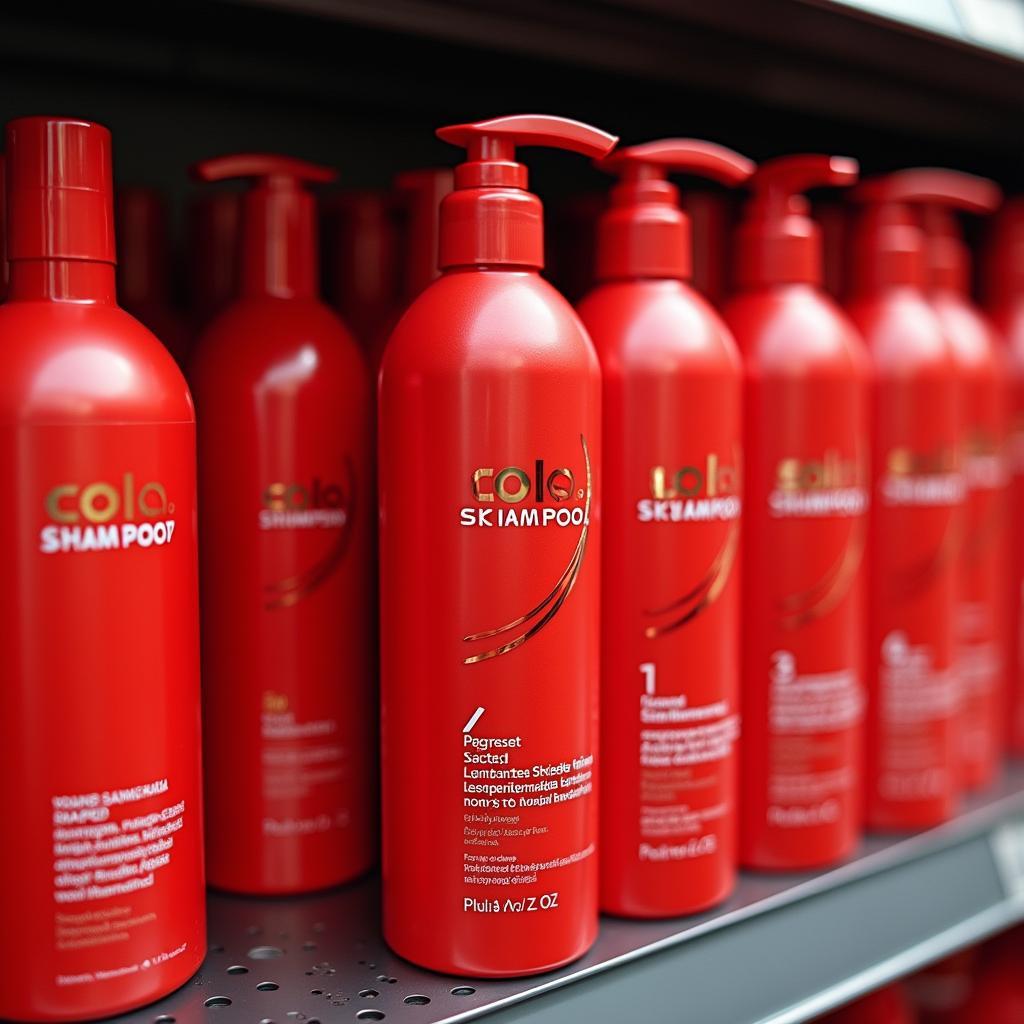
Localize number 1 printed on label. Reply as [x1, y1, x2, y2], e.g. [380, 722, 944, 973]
[640, 662, 656, 696]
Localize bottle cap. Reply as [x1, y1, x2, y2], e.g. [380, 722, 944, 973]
[736, 154, 858, 288]
[192, 153, 336, 299]
[7, 116, 115, 264]
[435, 114, 617, 270]
[879, 168, 1001, 292]
[594, 138, 753, 281]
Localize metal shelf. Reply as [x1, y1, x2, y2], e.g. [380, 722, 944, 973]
[126, 765, 1024, 1024]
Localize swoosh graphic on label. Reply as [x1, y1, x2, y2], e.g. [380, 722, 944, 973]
[463, 435, 591, 665]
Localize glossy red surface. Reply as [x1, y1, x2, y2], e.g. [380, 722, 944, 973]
[436, 114, 616, 270]
[846, 180, 964, 829]
[580, 279, 741, 917]
[726, 158, 867, 868]
[190, 155, 376, 894]
[578, 138, 749, 918]
[0, 116, 204, 1022]
[380, 266, 601, 976]
[909, 170, 1007, 791]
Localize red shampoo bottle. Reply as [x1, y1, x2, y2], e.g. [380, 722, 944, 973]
[723, 155, 869, 870]
[982, 198, 1024, 755]
[369, 167, 453, 369]
[323, 189, 401, 351]
[186, 189, 240, 329]
[115, 187, 191, 365]
[903, 170, 1007, 790]
[0, 117, 205, 1021]
[379, 114, 616, 976]
[845, 176, 965, 830]
[577, 139, 752, 917]
[190, 154, 375, 894]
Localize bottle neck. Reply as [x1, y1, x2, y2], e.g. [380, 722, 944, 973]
[8, 260, 117, 303]
[239, 188, 317, 300]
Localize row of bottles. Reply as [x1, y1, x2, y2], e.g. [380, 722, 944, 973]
[3, 109, 1024, 1020]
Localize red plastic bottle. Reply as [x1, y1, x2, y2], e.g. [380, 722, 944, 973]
[322, 189, 400, 351]
[982, 198, 1024, 754]
[0, 117, 205, 1021]
[379, 114, 616, 976]
[846, 176, 965, 830]
[682, 189, 733, 306]
[115, 187, 190, 365]
[185, 189, 240, 329]
[369, 167, 454, 369]
[819, 984, 917, 1024]
[576, 139, 752, 917]
[723, 155, 869, 870]
[190, 154, 375, 894]
[901, 170, 1007, 790]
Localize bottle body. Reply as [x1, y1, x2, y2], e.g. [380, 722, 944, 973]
[724, 284, 868, 869]
[379, 269, 600, 976]
[989, 298, 1024, 755]
[191, 297, 375, 894]
[0, 298, 205, 1022]
[847, 288, 963, 829]
[931, 293, 1009, 789]
[579, 279, 740, 917]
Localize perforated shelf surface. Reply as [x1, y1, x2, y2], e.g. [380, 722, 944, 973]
[124, 765, 1024, 1024]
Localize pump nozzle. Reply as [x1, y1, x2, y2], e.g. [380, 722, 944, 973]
[192, 154, 336, 187]
[870, 168, 1002, 293]
[848, 172, 986, 296]
[190, 153, 337, 300]
[600, 139, 753, 185]
[593, 138, 753, 281]
[736, 153, 859, 288]
[434, 113, 618, 269]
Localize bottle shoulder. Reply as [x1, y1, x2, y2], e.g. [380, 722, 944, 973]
[989, 298, 1024, 371]
[723, 285, 867, 377]
[931, 292, 1002, 373]
[189, 296, 369, 394]
[577, 279, 740, 376]
[382, 270, 598, 377]
[0, 300, 194, 425]
[846, 290, 955, 376]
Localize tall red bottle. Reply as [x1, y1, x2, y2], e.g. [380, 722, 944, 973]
[723, 155, 869, 870]
[322, 189, 400, 351]
[190, 154, 375, 893]
[682, 189, 733, 306]
[369, 167, 453, 369]
[379, 115, 616, 976]
[115, 187, 190, 365]
[0, 117, 205, 1021]
[185, 189, 240, 329]
[577, 139, 752, 917]
[846, 176, 965, 830]
[982, 198, 1024, 754]
[902, 170, 1007, 789]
